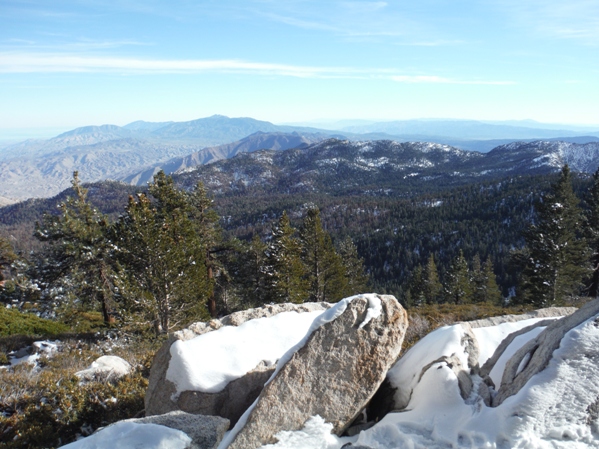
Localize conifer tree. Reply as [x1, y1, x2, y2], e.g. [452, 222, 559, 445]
[472, 255, 502, 304]
[112, 172, 213, 334]
[0, 237, 17, 285]
[519, 165, 589, 306]
[337, 236, 369, 296]
[444, 250, 473, 304]
[264, 211, 308, 304]
[584, 167, 599, 297]
[34, 172, 117, 324]
[300, 208, 348, 302]
[422, 254, 442, 304]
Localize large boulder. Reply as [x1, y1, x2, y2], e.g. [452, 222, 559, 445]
[145, 302, 331, 421]
[224, 294, 408, 449]
[493, 298, 599, 406]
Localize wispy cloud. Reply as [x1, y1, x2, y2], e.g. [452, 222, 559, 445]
[0, 52, 357, 78]
[0, 52, 516, 86]
[394, 40, 466, 47]
[391, 75, 515, 85]
[248, 1, 428, 42]
[495, 0, 599, 44]
[1, 38, 151, 51]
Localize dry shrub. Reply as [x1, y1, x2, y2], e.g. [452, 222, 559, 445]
[0, 335, 159, 449]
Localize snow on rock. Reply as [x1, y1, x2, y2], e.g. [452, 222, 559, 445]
[58, 422, 192, 449]
[255, 306, 593, 449]
[145, 302, 331, 417]
[495, 298, 599, 405]
[352, 308, 599, 449]
[223, 294, 407, 449]
[259, 416, 347, 449]
[75, 355, 131, 382]
[166, 310, 325, 396]
[471, 317, 554, 368]
[386, 323, 476, 410]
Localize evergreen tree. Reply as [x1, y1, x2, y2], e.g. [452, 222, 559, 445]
[0, 237, 17, 284]
[422, 254, 442, 304]
[472, 255, 502, 304]
[337, 236, 369, 296]
[185, 179, 223, 316]
[265, 211, 308, 304]
[34, 172, 117, 324]
[519, 165, 589, 306]
[405, 264, 425, 306]
[222, 236, 269, 309]
[584, 167, 599, 297]
[300, 208, 348, 302]
[444, 250, 473, 304]
[112, 172, 213, 334]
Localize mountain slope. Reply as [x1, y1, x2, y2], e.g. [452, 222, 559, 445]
[0, 116, 342, 200]
[120, 131, 331, 186]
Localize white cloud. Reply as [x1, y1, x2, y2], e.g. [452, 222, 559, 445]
[391, 75, 515, 85]
[0, 52, 358, 78]
[0, 52, 516, 87]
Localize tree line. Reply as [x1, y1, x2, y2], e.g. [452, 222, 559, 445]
[1, 165, 598, 335]
[0, 171, 368, 335]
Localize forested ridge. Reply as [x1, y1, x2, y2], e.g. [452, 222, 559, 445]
[0, 166, 594, 310]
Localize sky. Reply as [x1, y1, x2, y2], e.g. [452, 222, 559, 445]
[1, 0, 599, 138]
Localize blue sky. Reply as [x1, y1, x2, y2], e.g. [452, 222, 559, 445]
[1, 0, 598, 137]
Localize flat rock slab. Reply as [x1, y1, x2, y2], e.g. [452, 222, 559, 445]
[226, 294, 408, 449]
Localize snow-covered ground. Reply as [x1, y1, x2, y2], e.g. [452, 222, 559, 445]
[59, 299, 598, 449]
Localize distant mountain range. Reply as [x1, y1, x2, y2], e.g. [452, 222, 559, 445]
[0, 115, 598, 202]
[339, 119, 599, 141]
[173, 139, 599, 196]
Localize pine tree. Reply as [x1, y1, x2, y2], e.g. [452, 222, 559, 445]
[519, 165, 589, 306]
[444, 250, 473, 304]
[422, 254, 442, 304]
[300, 208, 348, 302]
[406, 264, 425, 307]
[337, 236, 369, 296]
[0, 237, 17, 284]
[112, 172, 213, 334]
[185, 179, 222, 316]
[584, 167, 599, 297]
[472, 255, 502, 304]
[34, 172, 117, 324]
[265, 211, 308, 304]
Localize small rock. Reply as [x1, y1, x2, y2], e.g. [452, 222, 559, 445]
[76, 355, 131, 383]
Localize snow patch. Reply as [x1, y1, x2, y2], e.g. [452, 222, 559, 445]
[58, 422, 191, 449]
